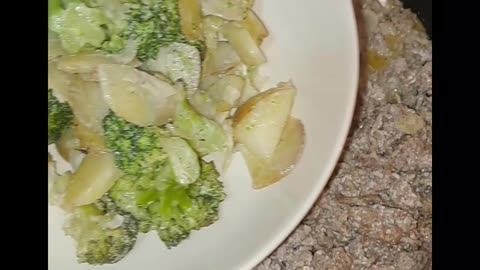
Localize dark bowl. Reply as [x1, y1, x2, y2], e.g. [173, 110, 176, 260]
[401, 0, 432, 38]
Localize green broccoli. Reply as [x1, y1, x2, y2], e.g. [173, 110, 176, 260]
[103, 112, 171, 179]
[103, 113, 226, 247]
[109, 160, 225, 247]
[49, 0, 205, 60]
[48, 89, 73, 144]
[173, 100, 228, 156]
[78, 0, 130, 53]
[123, 0, 187, 61]
[157, 161, 225, 247]
[48, 0, 109, 54]
[63, 197, 138, 265]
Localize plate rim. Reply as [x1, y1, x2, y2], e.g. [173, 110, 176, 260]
[48, 1, 361, 268]
[239, 2, 360, 269]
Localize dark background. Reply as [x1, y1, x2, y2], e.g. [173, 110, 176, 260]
[401, 0, 432, 38]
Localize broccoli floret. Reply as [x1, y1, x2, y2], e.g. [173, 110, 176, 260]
[109, 160, 225, 248]
[79, 0, 130, 54]
[103, 113, 226, 247]
[123, 0, 186, 61]
[103, 112, 170, 178]
[120, 0, 205, 61]
[106, 174, 155, 232]
[49, 0, 205, 59]
[48, 0, 109, 54]
[156, 161, 225, 247]
[63, 197, 138, 265]
[48, 89, 73, 144]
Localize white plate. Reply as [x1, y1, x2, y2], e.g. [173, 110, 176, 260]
[48, 0, 359, 269]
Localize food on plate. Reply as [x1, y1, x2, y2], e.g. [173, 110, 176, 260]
[233, 82, 296, 159]
[48, 0, 305, 265]
[240, 117, 305, 189]
[63, 197, 139, 265]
